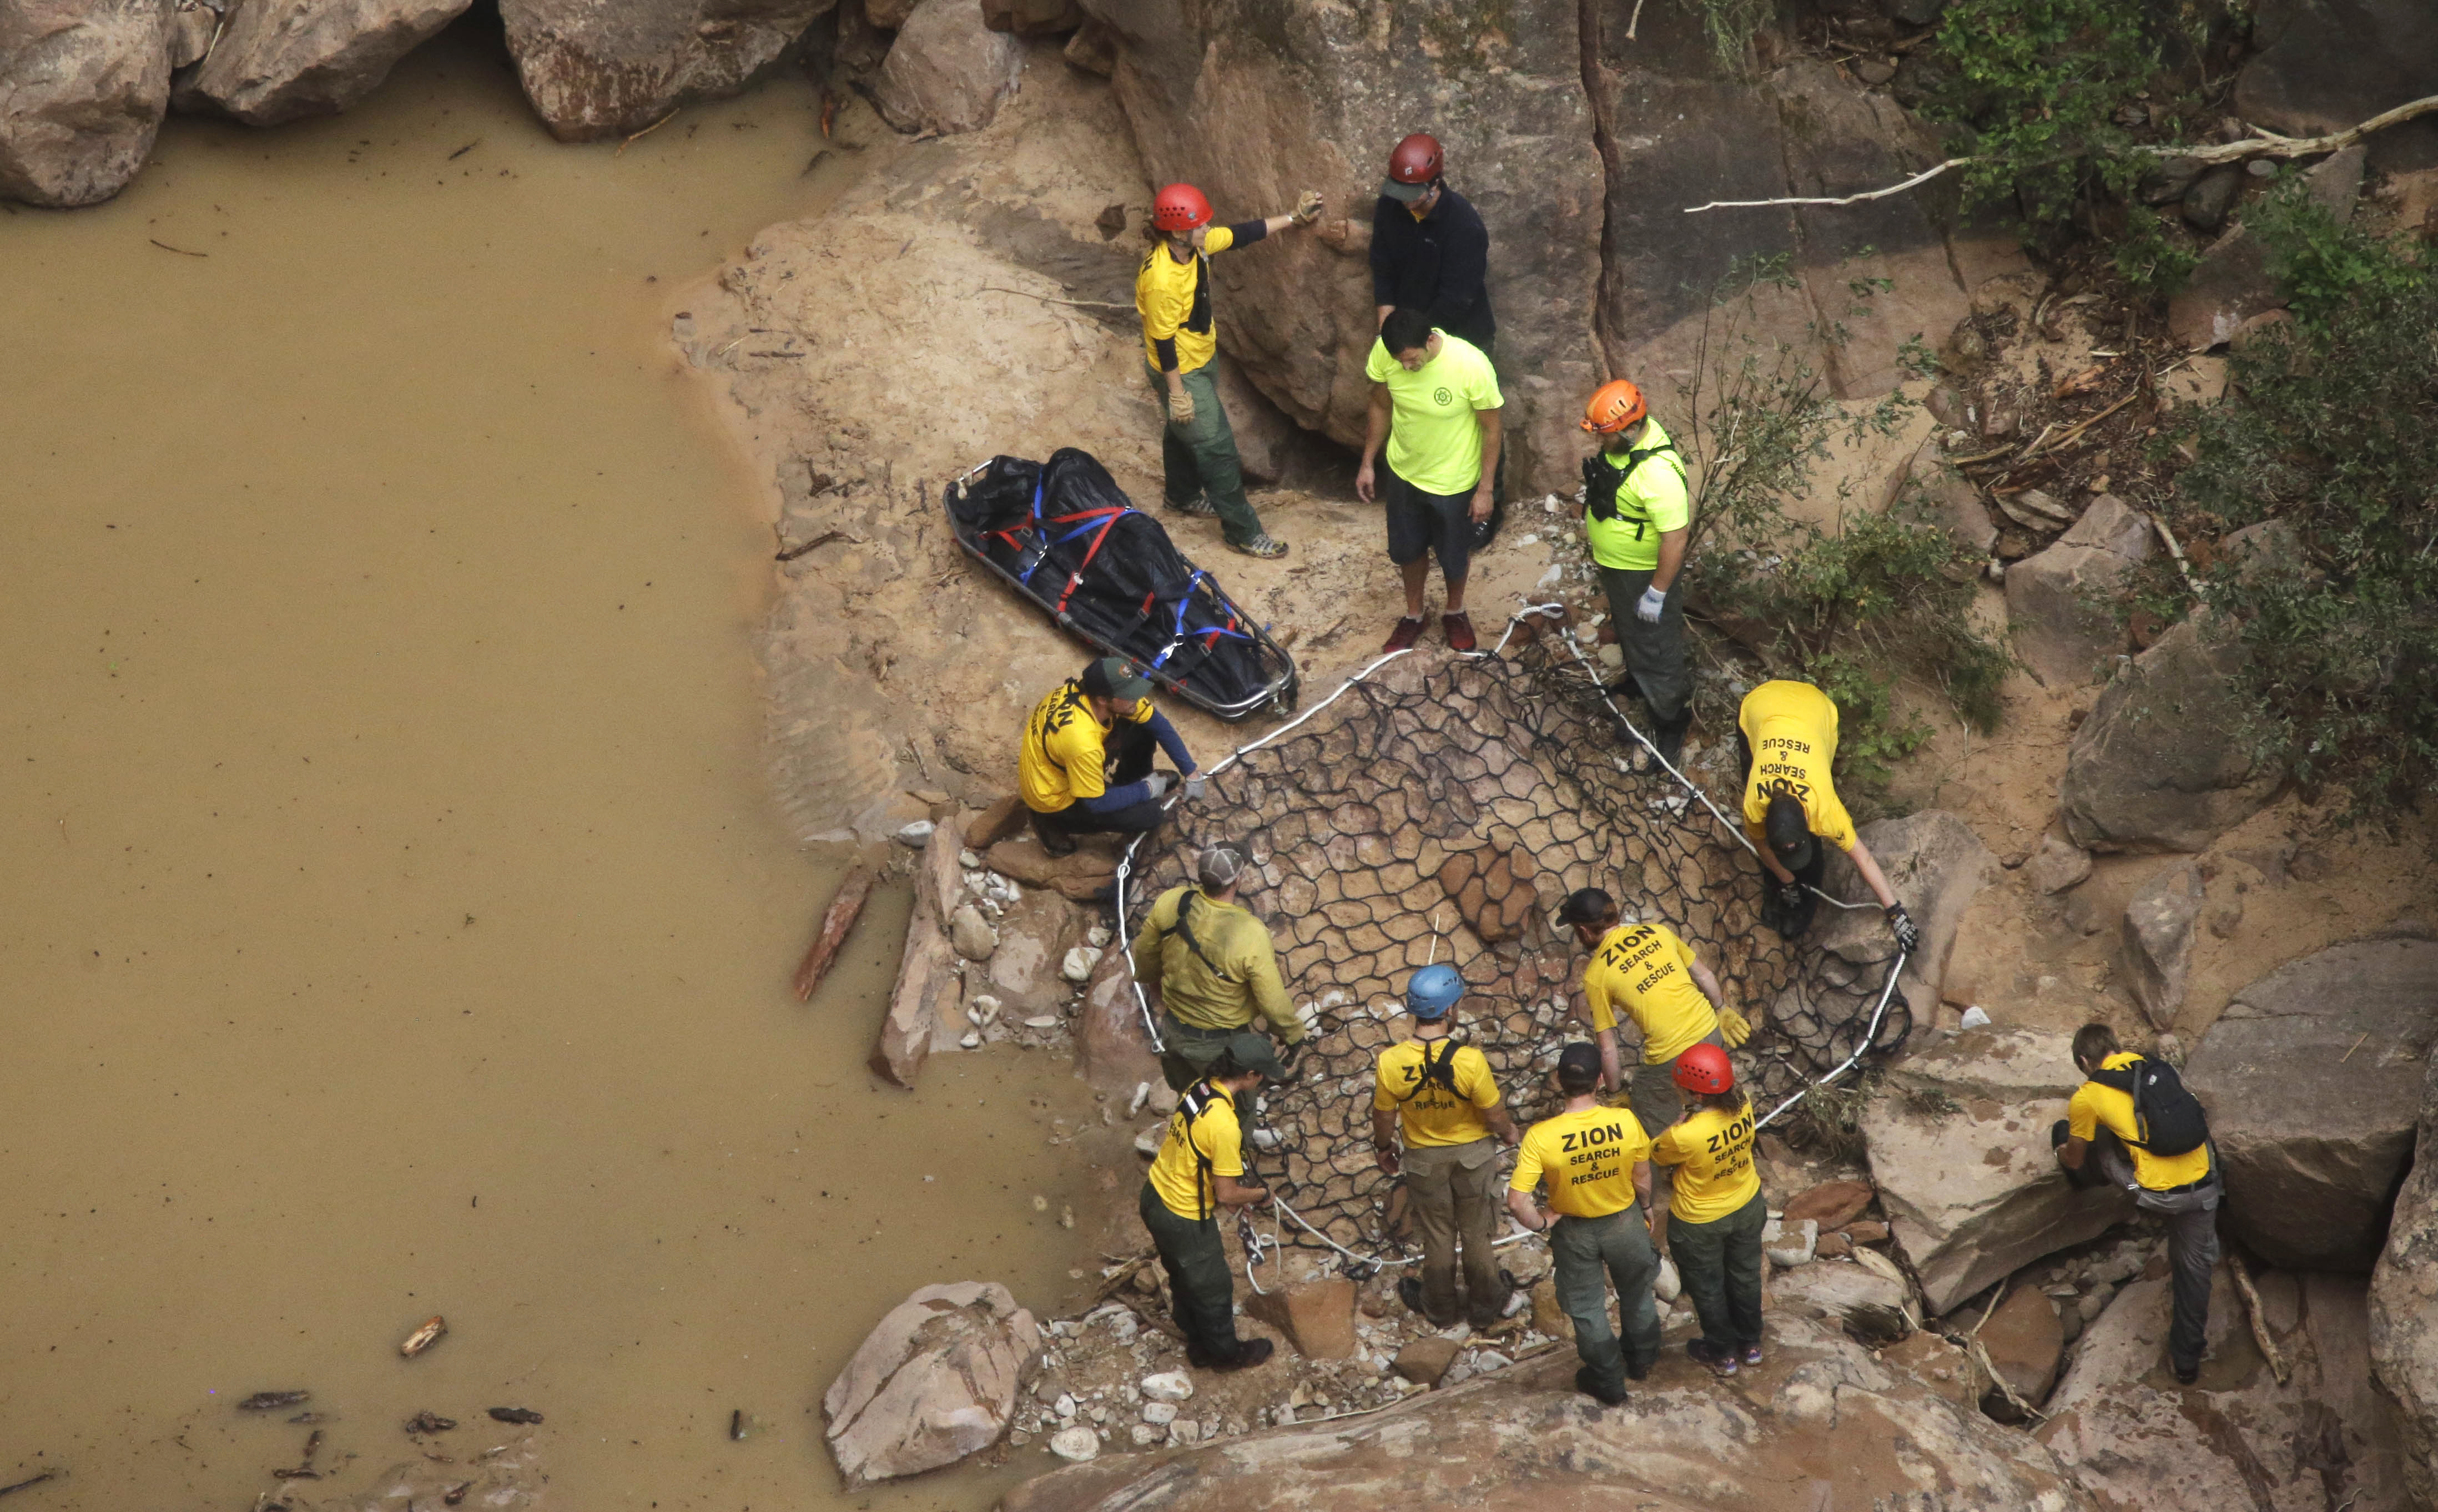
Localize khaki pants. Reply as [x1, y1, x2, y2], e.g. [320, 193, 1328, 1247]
[1401, 1139, 1508, 1327]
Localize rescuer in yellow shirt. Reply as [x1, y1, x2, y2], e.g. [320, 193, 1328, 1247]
[1137, 181, 1321, 560]
[1355, 307, 1505, 654]
[1368, 963, 1519, 1329]
[1651, 1043, 1766, 1377]
[1017, 657, 1202, 856]
[1141, 1039, 1283, 1372]
[1505, 1043, 1659, 1407]
[1735, 679, 1920, 951]
[1554, 887, 1742, 1137]
[1132, 843, 1300, 1090]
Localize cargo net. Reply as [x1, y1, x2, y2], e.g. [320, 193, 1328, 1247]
[1116, 628, 1910, 1263]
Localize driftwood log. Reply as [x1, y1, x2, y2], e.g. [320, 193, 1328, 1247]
[792, 866, 876, 1002]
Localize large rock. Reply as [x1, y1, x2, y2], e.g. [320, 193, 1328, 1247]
[870, 824, 965, 1086]
[1977, 1285, 2064, 1413]
[981, 0, 1082, 35]
[2185, 939, 2438, 1272]
[2044, 1269, 2415, 1511]
[1769, 1257, 1911, 1325]
[1816, 809, 1999, 1018]
[1243, 1278, 1357, 1360]
[999, 1314, 2093, 1511]
[2168, 147, 2366, 350]
[874, 0, 1022, 135]
[498, 0, 834, 142]
[2003, 495, 2153, 687]
[2234, 0, 2438, 170]
[2058, 614, 2280, 853]
[825, 1281, 1043, 1487]
[1886, 435, 1999, 559]
[1075, 943, 1160, 1093]
[1862, 1027, 2134, 1315]
[2120, 861, 2204, 1029]
[2371, 1043, 2438, 1509]
[0, 0, 174, 208]
[172, 0, 470, 125]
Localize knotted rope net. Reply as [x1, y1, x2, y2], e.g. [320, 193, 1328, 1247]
[1117, 622, 1909, 1262]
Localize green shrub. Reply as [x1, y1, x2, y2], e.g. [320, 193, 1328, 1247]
[1925, 0, 2154, 220]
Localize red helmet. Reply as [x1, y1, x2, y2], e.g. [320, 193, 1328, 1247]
[1388, 133, 1443, 185]
[1580, 379, 1649, 435]
[1151, 183, 1213, 232]
[1673, 1042, 1735, 1095]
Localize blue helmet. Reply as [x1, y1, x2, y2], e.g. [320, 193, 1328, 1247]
[1406, 963, 1464, 1019]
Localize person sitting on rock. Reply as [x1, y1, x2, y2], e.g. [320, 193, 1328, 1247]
[1578, 378, 1694, 768]
[1142, 1040, 1281, 1372]
[1137, 180, 1321, 561]
[1650, 1044, 1765, 1378]
[1356, 306, 1505, 653]
[1735, 678, 1920, 951]
[1369, 962, 1519, 1330]
[1369, 132, 1495, 356]
[1132, 842, 1302, 1091]
[2053, 1022, 2221, 1385]
[1505, 1042, 1661, 1407]
[1555, 887, 1746, 1137]
[1019, 657, 1200, 857]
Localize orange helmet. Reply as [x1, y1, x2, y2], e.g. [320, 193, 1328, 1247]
[1673, 1042, 1735, 1095]
[1152, 183, 1213, 232]
[1580, 379, 1649, 435]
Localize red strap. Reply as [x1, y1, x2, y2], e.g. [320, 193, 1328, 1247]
[1055, 514, 1126, 613]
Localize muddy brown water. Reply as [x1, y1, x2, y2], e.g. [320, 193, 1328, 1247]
[0, 24, 1103, 1511]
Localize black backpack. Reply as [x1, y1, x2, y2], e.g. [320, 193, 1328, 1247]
[2087, 1056, 2210, 1157]
[1391, 1037, 1464, 1103]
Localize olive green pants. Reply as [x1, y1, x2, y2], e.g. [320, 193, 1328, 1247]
[1148, 363, 1266, 548]
[1668, 1189, 1767, 1353]
[1550, 1206, 1663, 1397]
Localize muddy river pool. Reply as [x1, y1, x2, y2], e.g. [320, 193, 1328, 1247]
[1, 23, 1100, 1511]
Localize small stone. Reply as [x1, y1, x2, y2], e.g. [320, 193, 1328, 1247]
[1765, 1217, 1819, 1267]
[895, 820, 936, 848]
[1168, 1419, 1201, 1445]
[1048, 1425, 1099, 1461]
[1023, 1015, 1060, 1030]
[1129, 1423, 1163, 1446]
[1086, 925, 1112, 948]
[968, 994, 1002, 1026]
[949, 904, 999, 961]
[1958, 1006, 1992, 1030]
[1135, 1124, 1166, 1157]
[1141, 1400, 1177, 1425]
[1060, 945, 1104, 983]
[1054, 1393, 1076, 1417]
[1392, 1337, 1460, 1387]
[1854, 56, 1896, 84]
[1654, 1256, 1682, 1303]
[959, 1030, 981, 1048]
[1141, 1371, 1194, 1403]
[959, 849, 982, 869]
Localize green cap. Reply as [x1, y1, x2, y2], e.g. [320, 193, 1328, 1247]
[1080, 656, 1153, 703]
[1221, 1031, 1287, 1084]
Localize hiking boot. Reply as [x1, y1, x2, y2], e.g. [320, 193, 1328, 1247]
[1382, 616, 1425, 653]
[1197, 1337, 1273, 1372]
[1167, 495, 1220, 518]
[1686, 1338, 1739, 1378]
[1573, 1366, 1629, 1407]
[1230, 533, 1288, 560]
[1602, 674, 1646, 703]
[2173, 1362, 2199, 1386]
[1625, 1355, 1653, 1382]
[1652, 712, 1692, 769]
[1030, 813, 1076, 857]
[1442, 611, 1477, 652]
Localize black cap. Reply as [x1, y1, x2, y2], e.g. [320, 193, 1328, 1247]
[1555, 887, 1614, 927]
[1556, 1041, 1603, 1091]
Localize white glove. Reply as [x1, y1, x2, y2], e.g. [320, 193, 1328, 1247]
[1142, 772, 1175, 800]
[1184, 775, 1208, 801]
[1636, 586, 1668, 623]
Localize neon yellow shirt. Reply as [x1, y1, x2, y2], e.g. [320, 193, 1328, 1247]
[1581, 921, 1718, 1063]
[1147, 1080, 1246, 1219]
[1737, 679, 1858, 851]
[1585, 417, 1690, 572]
[1136, 225, 1238, 374]
[1017, 679, 1153, 814]
[1510, 1105, 1650, 1219]
[1651, 1102, 1761, 1224]
[2068, 1052, 2215, 1191]
[1372, 1037, 1502, 1148]
[1362, 331, 1503, 495]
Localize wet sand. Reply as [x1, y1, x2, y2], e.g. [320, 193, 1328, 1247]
[0, 22, 1100, 1510]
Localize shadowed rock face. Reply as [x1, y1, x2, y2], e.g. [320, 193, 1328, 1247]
[2371, 1044, 2438, 1509]
[0, 0, 174, 207]
[497, 0, 834, 141]
[2058, 614, 2280, 854]
[174, 0, 473, 126]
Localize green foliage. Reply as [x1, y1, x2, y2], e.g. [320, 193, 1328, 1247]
[2112, 204, 2201, 292]
[2161, 193, 2438, 814]
[1680, 0, 1774, 75]
[1671, 258, 2010, 800]
[1926, 0, 2154, 220]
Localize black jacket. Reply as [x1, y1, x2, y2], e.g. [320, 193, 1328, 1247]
[1369, 186, 1495, 348]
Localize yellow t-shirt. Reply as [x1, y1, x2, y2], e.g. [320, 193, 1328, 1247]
[1147, 1080, 1246, 1219]
[1017, 679, 1153, 814]
[2068, 1052, 2215, 1192]
[1136, 225, 1238, 374]
[1510, 1105, 1651, 1219]
[1584, 416, 1691, 572]
[1372, 1037, 1502, 1148]
[1651, 1102, 1761, 1224]
[1737, 679, 1858, 852]
[1362, 331, 1504, 496]
[1581, 921, 1719, 1064]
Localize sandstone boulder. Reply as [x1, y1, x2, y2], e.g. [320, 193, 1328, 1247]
[871, 824, 964, 1086]
[964, 793, 1029, 851]
[985, 836, 1117, 901]
[2025, 834, 2092, 896]
[1074, 943, 1158, 1093]
[2233, 0, 2438, 169]
[1862, 1027, 2134, 1314]
[2058, 614, 2280, 853]
[1770, 1255, 1912, 1326]
[2370, 1044, 2438, 1509]
[173, 0, 469, 125]
[498, 0, 833, 142]
[1816, 809, 1999, 1017]
[874, 0, 1022, 136]
[1390, 1335, 1458, 1387]
[1783, 1179, 1875, 1231]
[2003, 495, 2153, 687]
[1977, 1286, 2064, 1415]
[1244, 1278, 1356, 1360]
[825, 1281, 1042, 1486]
[2168, 147, 2366, 350]
[2186, 939, 2438, 1272]
[999, 1315, 2092, 1511]
[1886, 436, 1999, 560]
[2120, 862, 2204, 1029]
[0, 0, 174, 208]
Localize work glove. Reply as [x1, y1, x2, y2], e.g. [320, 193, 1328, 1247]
[1291, 189, 1323, 225]
[1183, 774, 1208, 801]
[1142, 772, 1175, 800]
[1887, 902, 1922, 955]
[1636, 586, 1668, 623]
[1777, 881, 1807, 913]
[1717, 1006, 1754, 1049]
[1167, 387, 1195, 426]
